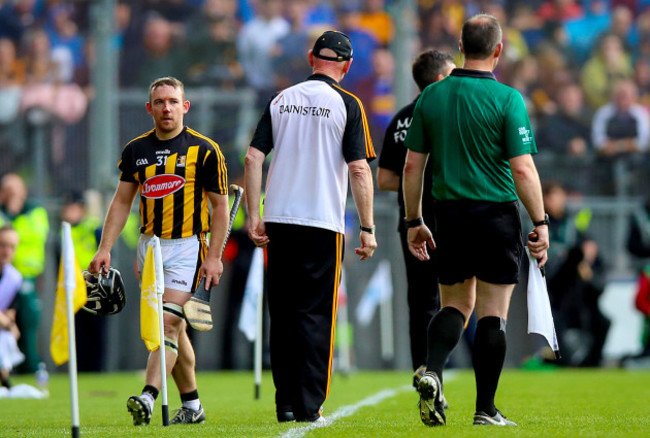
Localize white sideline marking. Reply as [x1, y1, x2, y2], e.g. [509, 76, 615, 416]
[279, 385, 411, 438]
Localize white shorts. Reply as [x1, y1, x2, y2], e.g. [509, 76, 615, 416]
[137, 234, 206, 293]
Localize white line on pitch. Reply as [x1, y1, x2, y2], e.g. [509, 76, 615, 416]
[279, 385, 411, 438]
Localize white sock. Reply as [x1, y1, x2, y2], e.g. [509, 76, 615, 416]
[182, 398, 201, 411]
[140, 392, 155, 412]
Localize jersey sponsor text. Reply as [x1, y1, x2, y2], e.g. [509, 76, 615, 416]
[141, 174, 186, 199]
[278, 104, 331, 118]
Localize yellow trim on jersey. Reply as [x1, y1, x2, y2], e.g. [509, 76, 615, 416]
[183, 146, 200, 237]
[326, 233, 343, 400]
[332, 84, 377, 159]
[161, 153, 178, 237]
[142, 164, 157, 235]
[187, 127, 228, 194]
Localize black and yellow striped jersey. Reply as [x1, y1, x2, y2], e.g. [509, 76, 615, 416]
[118, 126, 228, 239]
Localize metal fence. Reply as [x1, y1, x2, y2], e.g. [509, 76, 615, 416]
[2, 87, 648, 373]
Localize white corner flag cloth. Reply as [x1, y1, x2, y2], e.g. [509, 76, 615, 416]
[356, 259, 393, 326]
[526, 250, 560, 359]
[238, 247, 264, 342]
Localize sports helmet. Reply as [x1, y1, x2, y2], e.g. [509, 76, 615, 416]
[82, 267, 126, 316]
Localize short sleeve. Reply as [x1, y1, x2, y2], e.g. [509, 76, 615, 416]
[342, 96, 376, 163]
[404, 96, 428, 154]
[503, 91, 537, 158]
[200, 143, 229, 195]
[118, 144, 137, 183]
[250, 97, 275, 155]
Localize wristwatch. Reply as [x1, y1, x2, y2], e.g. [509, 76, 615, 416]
[405, 217, 424, 228]
[360, 225, 376, 234]
[533, 213, 550, 227]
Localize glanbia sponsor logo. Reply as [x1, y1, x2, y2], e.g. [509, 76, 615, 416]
[142, 174, 185, 199]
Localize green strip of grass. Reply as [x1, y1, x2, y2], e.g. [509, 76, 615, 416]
[2, 369, 648, 437]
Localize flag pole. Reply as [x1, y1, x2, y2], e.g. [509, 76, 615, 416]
[254, 285, 263, 400]
[337, 268, 351, 376]
[151, 237, 169, 425]
[62, 222, 81, 438]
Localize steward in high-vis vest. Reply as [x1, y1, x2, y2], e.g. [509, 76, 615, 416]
[0, 173, 50, 373]
[59, 191, 105, 372]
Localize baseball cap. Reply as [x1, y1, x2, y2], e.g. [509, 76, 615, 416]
[312, 30, 353, 62]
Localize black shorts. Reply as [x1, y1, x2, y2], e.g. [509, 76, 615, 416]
[434, 200, 523, 285]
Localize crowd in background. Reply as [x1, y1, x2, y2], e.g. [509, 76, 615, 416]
[2, 0, 650, 373]
[4, 0, 650, 173]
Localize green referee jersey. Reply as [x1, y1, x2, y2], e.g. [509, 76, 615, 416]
[405, 68, 537, 202]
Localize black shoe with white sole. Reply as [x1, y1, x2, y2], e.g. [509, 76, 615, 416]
[417, 372, 446, 427]
[127, 395, 152, 426]
[170, 405, 206, 424]
[473, 409, 517, 426]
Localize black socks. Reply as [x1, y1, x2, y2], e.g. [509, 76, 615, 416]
[425, 306, 466, 382]
[472, 316, 507, 416]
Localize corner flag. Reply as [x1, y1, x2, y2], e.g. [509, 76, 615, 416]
[50, 223, 88, 366]
[141, 244, 160, 351]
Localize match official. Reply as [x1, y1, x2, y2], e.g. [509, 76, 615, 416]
[377, 49, 455, 385]
[245, 31, 377, 423]
[403, 15, 549, 427]
[88, 77, 230, 426]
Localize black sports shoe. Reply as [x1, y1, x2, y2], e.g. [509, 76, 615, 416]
[418, 372, 446, 427]
[413, 365, 426, 389]
[473, 409, 517, 426]
[277, 411, 295, 422]
[170, 405, 206, 424]
[127, 395, 152, 426]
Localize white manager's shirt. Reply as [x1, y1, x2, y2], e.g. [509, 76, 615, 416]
[250, 74, 375, 234]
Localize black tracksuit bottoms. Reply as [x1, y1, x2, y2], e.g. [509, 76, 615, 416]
[265, 223, 343, 422]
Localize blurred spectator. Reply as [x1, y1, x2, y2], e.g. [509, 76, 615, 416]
[581, 33, 634, 109]
[187, 16, 243, 89]
[57, 191, 105, 372]
[271, 0, 313, 90]
[635, 58, 650, 108]
[336, 4, 378, 91]
[0, 37, 24, 119]
[0, 173, 49, 374]
[543, 181, 610, 367]
[536, 83, 593, 156]
[46, 3, 85, 84]
[354, 47, 396, 147]
[358, 0, 394, 45]
[0, 225, 24, 389]
[625, 195, 650, 366]
[591, 79, 649, 156]
[303, 0, 337, 28]
[505, 55, 555, 121]
[563, 0, 610, 64]
[0, 38, 25, 176]
[237, 0, 289, 105]
[486, 2, 529, 67]
[120, 14, 188, 87]
[610, 5, 637, 50]
[420, 5, 458, 54]
[0, 0, 45, 43]
[537, 0, 585, 22]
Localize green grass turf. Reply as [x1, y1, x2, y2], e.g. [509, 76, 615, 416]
[1, 369, 649, 437]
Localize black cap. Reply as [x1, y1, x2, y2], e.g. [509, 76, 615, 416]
[312, 30, 353, 62]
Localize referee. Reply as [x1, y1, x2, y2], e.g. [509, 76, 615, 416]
[245, 30, 377, 423]
[403, 15, 549, 427]
[377, 49, 455, 386]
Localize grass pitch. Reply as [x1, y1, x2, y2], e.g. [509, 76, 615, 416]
[2, 368, 649, 437]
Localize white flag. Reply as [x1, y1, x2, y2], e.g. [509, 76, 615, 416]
[356, 260, 393, 326]
[527, 250, 560, 358]
[238, 247, 264, 341]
